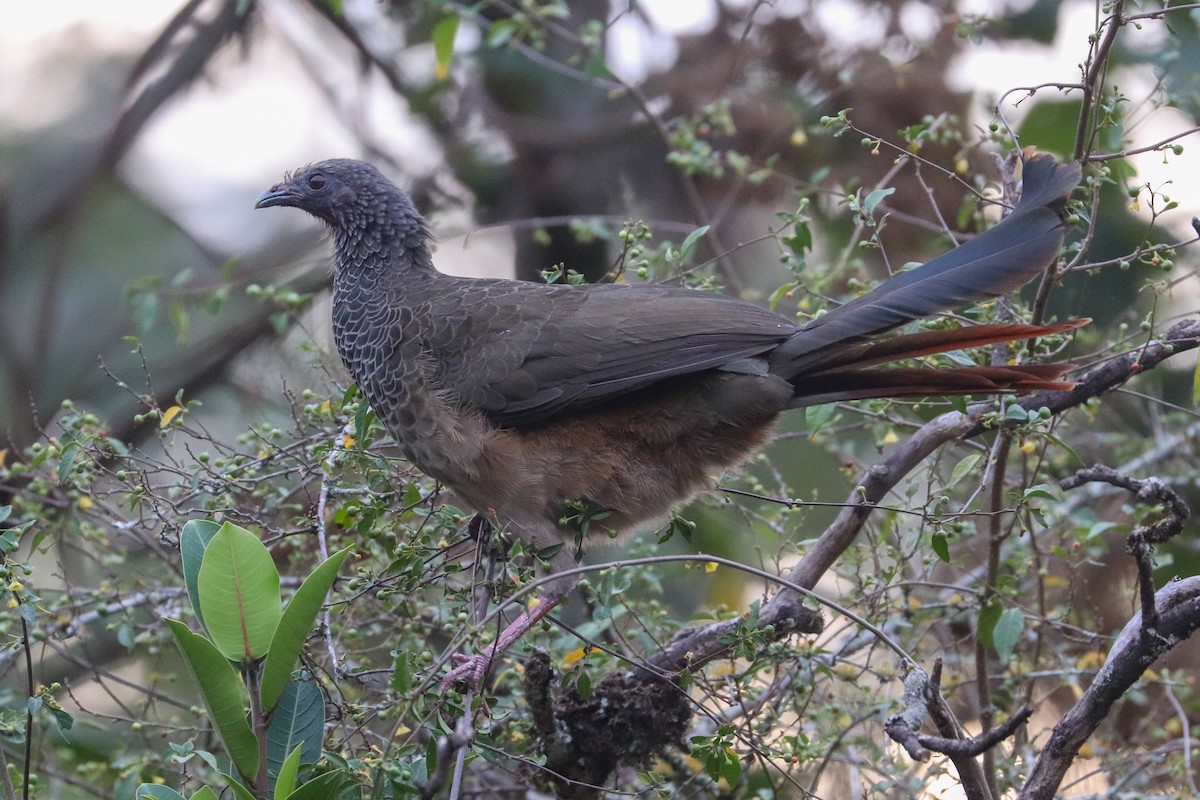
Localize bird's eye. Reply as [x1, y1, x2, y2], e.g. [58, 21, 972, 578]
[307, 173, 327, 190]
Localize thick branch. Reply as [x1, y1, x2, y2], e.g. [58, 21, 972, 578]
[885, 660, 1031, 800]
[923, 661, 996, 800]
[1020, 578, 1200, 799]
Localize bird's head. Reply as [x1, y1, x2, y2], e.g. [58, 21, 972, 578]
[255, 159, 399, 228]
[255, 159, 380, 228]
[256, 159, 435, 275]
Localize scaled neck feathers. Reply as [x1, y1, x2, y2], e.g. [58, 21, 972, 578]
[330, 185, 437, 282]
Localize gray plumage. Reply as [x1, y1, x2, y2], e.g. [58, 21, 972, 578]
[256, 153, 1082, 688]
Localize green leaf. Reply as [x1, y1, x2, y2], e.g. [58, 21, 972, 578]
[353, 403, 375, 447]
[804, 404, 836, 437]
[1044, 432, 1083, 464]
[993, 607, 1024, 661]
[487, 18, 515, 47]
[198, 522, 282, 662]
[57, 433, 79, 485]
[189, 788, 220, 800]
[432, 15, 459, 81]
[1004, 404, 1031, 422]
[131, 290, 159, 333]
[169, 299, 189, 344]
[930, 530, 950, 564]
[784, 222, 812, 255]
[947, 453, 981, 488]
[1084, 521, 1119, 541]
[581, 51, 613, 80]
[392, 649, 411, 694]
[1022, 484, 1057, 501]
[273, 744, 303, 800]
[165, 620, 259, 780]
[940, 348, 976, 367]
[977, 602, 1002, 649]
[266, 680, 324, 789]
[221, 773, 258, 800]
[135, 786, 186, 800]
[767, 281, 798, 311]
[720, 747, 742, 786]
[1192, 348, 1200, 405]
[863, 186, 895, 215]
[284, 772, 354, 800]
[46, 705, 73, 731]
[261, 547, 351, 712]
[679, 225, 710, 260]
[181, 520, 221, 631]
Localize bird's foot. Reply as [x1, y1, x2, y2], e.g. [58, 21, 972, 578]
[438, 596, 561, 692]
[439, 650, 496, 692]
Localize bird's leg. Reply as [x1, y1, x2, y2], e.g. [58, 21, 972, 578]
[440, 516, 579, 692]
[439, 595, 559, 691]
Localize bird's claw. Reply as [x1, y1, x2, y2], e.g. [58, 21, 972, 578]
[439, 652, 493, 692]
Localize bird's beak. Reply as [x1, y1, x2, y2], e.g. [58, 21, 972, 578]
[254, 184, 300, 209]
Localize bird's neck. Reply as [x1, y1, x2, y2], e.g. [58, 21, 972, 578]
[331, 191, 439, 289]
[332, 232, 436, 283]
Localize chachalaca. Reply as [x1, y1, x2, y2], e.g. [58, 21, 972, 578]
[256, 153, 1083, 689]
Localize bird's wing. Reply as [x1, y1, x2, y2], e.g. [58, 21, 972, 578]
[420, 281, 796, 428]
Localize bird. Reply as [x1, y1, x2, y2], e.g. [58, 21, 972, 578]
[256, 152, 1083, 690]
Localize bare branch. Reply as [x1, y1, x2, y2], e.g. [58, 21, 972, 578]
[1020, 578, 1200, 799]
[885, 660, 1032, 800]
[1060, 464, 1190, 643]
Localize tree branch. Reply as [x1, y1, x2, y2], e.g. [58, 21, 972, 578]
[884, 659, 1032, 800]
[1020, 578, 1200, 799]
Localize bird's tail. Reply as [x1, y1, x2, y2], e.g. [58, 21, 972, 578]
[785, 319, 1087, 407]
[767, 151, 1083, 404]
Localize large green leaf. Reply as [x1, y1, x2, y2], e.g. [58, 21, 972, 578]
[992, 607, 1025, 662]
[180, 519, 221, 631]
[284, 772, 355, 800]
[432, 14, 459, 81]
[198, 522, 282, 662]
[135, 786, 186, 800]
[261, 547, 351, 711]
[266, 679, 324, 789]
[166, 619, 259, 780]
[221, 773, 259, 800]
[190, 788, 220, 800]
[273, 744, 303, 800]
[977, 601, 1002, 650]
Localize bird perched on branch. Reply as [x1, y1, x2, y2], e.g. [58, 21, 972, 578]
[256, 152, 1082, 690]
